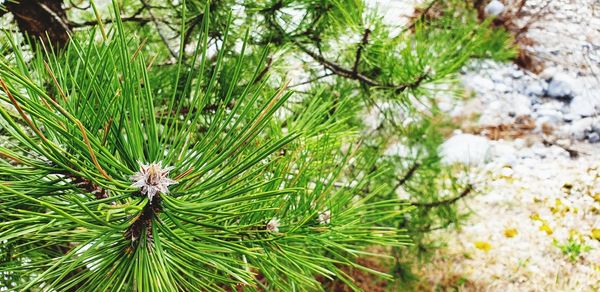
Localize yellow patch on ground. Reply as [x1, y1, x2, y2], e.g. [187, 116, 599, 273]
[504, 228, 518, 238]
[474, 241, 492, 252]
[591, 229, 600, 241]
[539, 224, 553, 235]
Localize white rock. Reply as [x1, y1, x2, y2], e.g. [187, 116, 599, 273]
[511, 69, 524, 79]
[562, 113, 579, 122]
[535, 108, 563, 125]
[468, 75, 495, 92]
[551, 145, 571, 159]
[568, 117, 594, 140]
[592, 119, 600, 133]
[569, 94, 599, 117]
[484, 0, 505, 17]
[500, 167, 514, 177]
[489, 142, 518, 165]
[546, 72, 579, 99]
[494, 83, 511, 93]
[491, 71, 505, 83]
[524, 81, 546, 97]
[511, 94, 532, 116]
[440, 134, 491, 166]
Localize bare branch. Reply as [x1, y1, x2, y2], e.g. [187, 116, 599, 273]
[412, 184, 473, 208]
[71, 16, 153, 28]
[352, 28, 371, 73]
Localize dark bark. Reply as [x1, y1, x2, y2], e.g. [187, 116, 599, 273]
[6, 0, 71, 49]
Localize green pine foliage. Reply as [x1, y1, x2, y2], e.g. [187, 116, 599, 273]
[0, 0, 516, 290]
[0, 5, 414, 290]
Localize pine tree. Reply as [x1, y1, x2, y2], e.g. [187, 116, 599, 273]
[0, 0, 515, 290]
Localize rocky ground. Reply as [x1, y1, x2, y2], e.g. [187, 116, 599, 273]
[420, 0, 600, 290]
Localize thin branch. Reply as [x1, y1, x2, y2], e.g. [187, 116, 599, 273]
[412, 184, 473, 208]
[352, 28, 371, 73]
[401, 0, 440, 34]
[294, 41, 379, 86]
[289, 72, 333, 88]
[387, 162, 420, 196]
[182, 14, 203, 50]
[253, 57, 273, 85]
[71, 16, 153, 28]
[67, 0, 91, 10]
[294, 40, 429, 93]
[141, 0, 178, 59]
[64, 173, 110, 200]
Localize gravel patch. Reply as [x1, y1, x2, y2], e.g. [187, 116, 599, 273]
[422, 1, 600, 290]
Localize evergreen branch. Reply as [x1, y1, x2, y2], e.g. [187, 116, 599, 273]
[391, 162, 421, 194]
[71, 16, 153, 27]
[402, 0, 440, 33]
[352, 28, 371, 74]
[412, 184, 473, 208]
[263, 5, 429, 94]
[289, 73, 333, 88]
[252, 57, 273, 85]
[62, 171, 110, 200]
[293, 40, 429, 93]
[293, 41, 379, 86]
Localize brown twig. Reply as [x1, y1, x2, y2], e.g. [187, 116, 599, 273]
[390, 162, 421, 195]
[71, 16, 153, 28]
[352, 28, 371, 74]
[253, 57, 273, 85]
[64, 172, 110, 200]
[412, 184, 473, 208]
[124, 197, 161, 250]
[402, 0, 440, 33]
[294, 41, 379, 86]
[288, 73, 333, 88]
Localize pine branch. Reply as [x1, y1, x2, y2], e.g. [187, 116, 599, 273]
[412, 184, 473, 208]
[352, 28, 371, 74]
[293, 40, 379, 86]
[62, 172, 111, 201]
[253, 57, 273, 85]
[391, 162, 420, 193]
[263, 6, 429, 94]
[402, 0, 440, 33]
[71, 16, 153, 27]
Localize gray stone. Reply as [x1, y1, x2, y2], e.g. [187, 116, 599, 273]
[562, 113, 579, 123]
[484, 0, 505, 17]
[511, 69, 524, 79]
[569, 94, 599, 117]
[535, 108, 563, 124]
[588, 132, 600, 143]
[569, 117, 594, 140]
[524, 81, 546, 97]
[546, 73, 578, 100]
